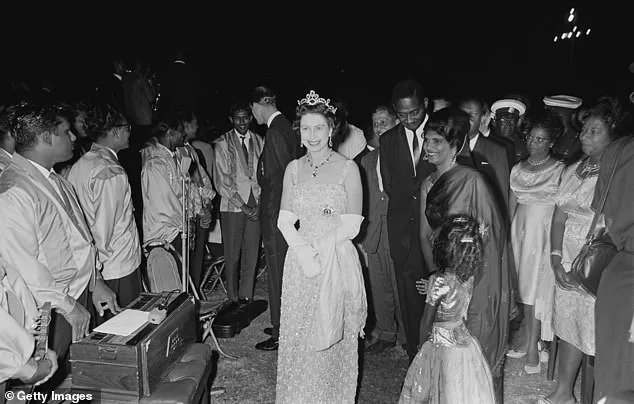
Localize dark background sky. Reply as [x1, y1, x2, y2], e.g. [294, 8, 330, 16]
[2, 3, 633, 128]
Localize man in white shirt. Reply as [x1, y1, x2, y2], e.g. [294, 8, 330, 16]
[141, 110, 214, 290]
[67, 104, 143, 311]
[0, 105, 16, 173]
[0, 102, 118, 375]
[214, 102, 264, 304]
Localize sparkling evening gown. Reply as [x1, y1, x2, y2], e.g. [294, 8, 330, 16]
[275, 159, 367, 404]
[399, 273, 496, 404]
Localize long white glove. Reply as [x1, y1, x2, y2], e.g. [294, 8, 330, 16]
[277, 210, 322, 278]
[335, 214, 364, 242]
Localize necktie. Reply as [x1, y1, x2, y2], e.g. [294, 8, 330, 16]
[240, 135, 249, 161]
[49, 172, 80, 228]
[412, 131, 421, 167]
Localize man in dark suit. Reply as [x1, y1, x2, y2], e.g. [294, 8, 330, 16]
[160, 48, 200, 113]
[459, 98, 511, 213]
[252, 86, 300, 351]
[358, 104, 405, 353]
[379, 79, 435, 361]
[96, 58, 126, 113]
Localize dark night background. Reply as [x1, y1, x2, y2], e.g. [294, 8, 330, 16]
[2, 3, 633, 130]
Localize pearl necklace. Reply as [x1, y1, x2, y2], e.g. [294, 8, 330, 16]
[307, 150, 333, 178]
[527, 154, 550, 166]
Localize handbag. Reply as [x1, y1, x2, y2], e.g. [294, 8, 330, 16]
[570, 147, 624, 296]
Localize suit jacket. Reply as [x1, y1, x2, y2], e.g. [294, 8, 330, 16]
[214, 130, 264, 213]
[160, 61, 199, 112]
[0, 154, 97, 316]
[460, 135, 510, 217]
[379, 124, 435, 262]
[122, 71, 156, 126]
[257, 114, 299, 235]
[357, 149, 389, 254]
[97, 73, 125, 113]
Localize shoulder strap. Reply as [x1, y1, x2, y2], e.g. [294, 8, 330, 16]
[337, 160, 353, 185]
[585, 145, 625, 242]
[292, 159, 299, 185]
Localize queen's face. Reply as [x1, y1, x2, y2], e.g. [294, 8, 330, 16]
[423, 129, 455, 167]
[300, 112, 332, 152]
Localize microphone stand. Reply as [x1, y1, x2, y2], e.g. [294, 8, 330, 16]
[179, 155, 192, 294]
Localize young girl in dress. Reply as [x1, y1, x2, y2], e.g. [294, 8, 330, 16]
[400, 214, 496, 404]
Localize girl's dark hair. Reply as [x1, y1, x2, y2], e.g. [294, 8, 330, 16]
[582, 95, 633, 139]
[425, 107, 471, 150]
[522, 110, 565, 145]
[432, 214, 484, 282]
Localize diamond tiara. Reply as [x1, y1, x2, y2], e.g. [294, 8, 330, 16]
[297, 90, 337, 114]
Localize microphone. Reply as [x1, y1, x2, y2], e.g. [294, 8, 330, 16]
[180, 156, 192, 177]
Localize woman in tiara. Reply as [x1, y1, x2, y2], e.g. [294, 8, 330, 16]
[275, 90, 367, 403]
[418, 107, 512, 403]
[401, 214, 496, 404]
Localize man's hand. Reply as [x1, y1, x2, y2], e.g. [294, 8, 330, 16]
[63, 301, 91, 342]
[92, 279, 121, 318]
[33, 350, 58, 386]
[241, 204, 259, 221]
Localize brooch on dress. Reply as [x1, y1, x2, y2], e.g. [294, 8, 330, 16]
[322, 205, 334, 216]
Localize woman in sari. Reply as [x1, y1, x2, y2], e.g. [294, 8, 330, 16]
[419, 107, 512, 403]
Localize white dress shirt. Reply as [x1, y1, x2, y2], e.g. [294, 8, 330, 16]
[236, 129, 250, 152]
[404, 115, 429, 173]
[469, 133, 480, 151]
[68, 143, 142, 280]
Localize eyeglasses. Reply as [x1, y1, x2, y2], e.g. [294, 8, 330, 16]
[527, 134, 550, 144]
[114, 123, 132, 131]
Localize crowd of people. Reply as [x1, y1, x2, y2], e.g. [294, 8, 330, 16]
[0, 48, 633, 404]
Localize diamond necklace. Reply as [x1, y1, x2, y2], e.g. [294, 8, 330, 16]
[307, 150, 333, 178]
[527, 154, 550, 166]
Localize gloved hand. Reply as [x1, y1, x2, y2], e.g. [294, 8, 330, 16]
[277, 210, 322, 278]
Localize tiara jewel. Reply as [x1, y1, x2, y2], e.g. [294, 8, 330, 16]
[297, 90, 337, 114]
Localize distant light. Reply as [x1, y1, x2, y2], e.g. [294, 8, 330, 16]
[554, 36, 558, 42]
[568, 14, 574, 22]
[561, 33, 566, 40]
[570, 7, 575, 14]
[586, 28, 591, 35]
[573, 26, 577, 32]
[568, 32, 573, 38]
[576, 31, 581, 37]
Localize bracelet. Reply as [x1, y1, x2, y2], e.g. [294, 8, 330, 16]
[550, 249, 563, 257]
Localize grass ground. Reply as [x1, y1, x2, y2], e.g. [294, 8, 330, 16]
[204, 272, 568, 403]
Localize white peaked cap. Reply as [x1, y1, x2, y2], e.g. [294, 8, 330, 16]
[491, 99, 527, 117]
[543, 95, 583, 109]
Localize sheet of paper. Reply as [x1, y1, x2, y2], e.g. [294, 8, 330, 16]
[93, 309, 150, 336]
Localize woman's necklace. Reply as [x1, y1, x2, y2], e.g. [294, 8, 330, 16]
[527, 154, 550, 166]
[307, 149, 333, 178]
[580, 157, 600, 177]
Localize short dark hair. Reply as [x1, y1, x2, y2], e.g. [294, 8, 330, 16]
[582, 95, 633, 139]
[459, 97, 486, 115]
[371, 104, 396, 118]
[229, 101, 252, 117]
[522, 110, 565, 145]
[251, 86, 276, 106]
[11, 102, 62, 153]
[391, 78, 426, 105]
[0, 104, 18, 144]
[83, 103, 126, 141]
[432, 214, 484, 282]
[425, 107, 471, 150]
[152, 109, 186, 139]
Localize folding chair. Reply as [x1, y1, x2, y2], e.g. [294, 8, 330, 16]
[143, 239, 238, 360]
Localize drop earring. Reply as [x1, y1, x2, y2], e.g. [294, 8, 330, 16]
[328, 134, 333, 148]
